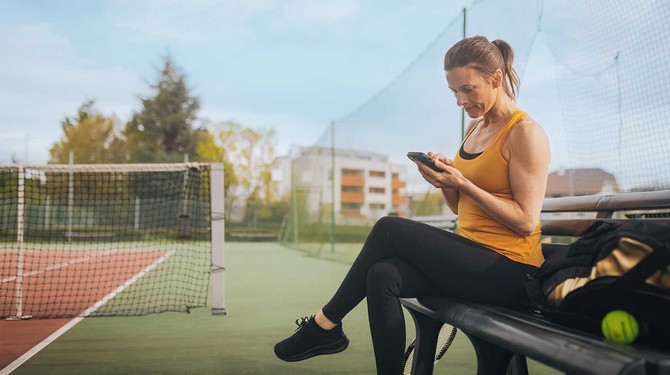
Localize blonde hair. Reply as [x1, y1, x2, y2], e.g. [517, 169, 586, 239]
[444, 36, 520, 99]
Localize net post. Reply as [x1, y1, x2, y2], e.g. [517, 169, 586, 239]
[67, 151, 74, 242]
[210, 163, 226, 315]
[13, 165, 26, 319]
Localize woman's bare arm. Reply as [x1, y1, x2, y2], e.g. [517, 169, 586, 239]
[418, 119, 550, 236]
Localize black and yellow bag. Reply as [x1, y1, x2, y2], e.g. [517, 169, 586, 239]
[526, 220, 670, 346]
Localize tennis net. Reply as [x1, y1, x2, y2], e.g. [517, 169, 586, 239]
[0, 163, 225, 319]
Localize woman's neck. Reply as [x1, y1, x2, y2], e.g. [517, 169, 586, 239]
[482, 93, 518, 127]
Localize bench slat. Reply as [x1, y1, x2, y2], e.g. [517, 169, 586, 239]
[541, 218, 670, 237]
[541, 190, 670, 213]
[401, 297, 670, 375]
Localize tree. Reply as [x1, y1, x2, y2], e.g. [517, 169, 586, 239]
[237, 127, 277, 226]
[49, 100, 124, 164]
[193, 121, 278, 226]
[194, 125, 239, 221]
[124, 57, 200, 162]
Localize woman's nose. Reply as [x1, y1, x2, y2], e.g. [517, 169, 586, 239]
[456, 93, 467, 107]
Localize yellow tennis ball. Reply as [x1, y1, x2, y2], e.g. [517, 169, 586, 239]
[601, 310, 639, 345]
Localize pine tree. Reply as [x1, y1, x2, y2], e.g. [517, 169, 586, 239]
[124, 57, 200, 162]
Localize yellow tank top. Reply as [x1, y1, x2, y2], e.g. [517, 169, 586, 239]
[452, 110, 544, 267]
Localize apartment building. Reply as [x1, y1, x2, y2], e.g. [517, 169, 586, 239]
[274, 146, 408, 222]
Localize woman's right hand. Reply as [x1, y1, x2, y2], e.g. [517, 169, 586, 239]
[421, 152, 461, 214]
[417, 151, 463, 190]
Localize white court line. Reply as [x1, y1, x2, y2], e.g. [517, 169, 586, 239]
[1, 248, 166, 283]
[1, 250, 116, 283]
[0, 249, 175, 375]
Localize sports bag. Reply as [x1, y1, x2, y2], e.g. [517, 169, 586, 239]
[525, 220, 670, 346]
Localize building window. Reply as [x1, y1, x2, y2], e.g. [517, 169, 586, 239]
[369, 170, 386, 178]
[370, 203, 385, 210]
[369, 187, 385, 194]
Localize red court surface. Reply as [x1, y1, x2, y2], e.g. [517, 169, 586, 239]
[0, 249, 170, 372]
[0, 318, 70, 370]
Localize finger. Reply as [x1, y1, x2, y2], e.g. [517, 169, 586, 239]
[435, 154, 448, 163]
[433, 159, 448, 170]
[417, 163, 437, 181]
[427, 151, 442, 161]
[416, 162, 432, 175]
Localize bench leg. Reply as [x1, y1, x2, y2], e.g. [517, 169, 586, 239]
[507, 354, 528, 375]
[466, 334, 516, 375]
[406, 309, 442, 375]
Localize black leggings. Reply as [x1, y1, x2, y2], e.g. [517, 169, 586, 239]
[321, 216, 538, 375]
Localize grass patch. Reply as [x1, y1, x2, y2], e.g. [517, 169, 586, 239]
[11, 242, 560, 374]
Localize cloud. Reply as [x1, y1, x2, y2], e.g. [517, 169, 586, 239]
[276, 0, 360, 28]
[110, 0, 274, 44]
[4, 23, 70, 60]
[109, 0, 360, 45]
[0, 23, 143, 164]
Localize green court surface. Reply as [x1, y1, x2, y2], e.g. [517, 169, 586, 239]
[11, 242, 560, 374]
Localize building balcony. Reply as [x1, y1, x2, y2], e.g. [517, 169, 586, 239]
[392, 179, 406, 189]
[341, 191, 365, 204]
[341, 175, 365, 187]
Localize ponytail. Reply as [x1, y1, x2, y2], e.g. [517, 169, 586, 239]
[491, 39, 520, 99]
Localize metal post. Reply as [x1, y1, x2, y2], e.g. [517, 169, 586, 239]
[210, 163, 226, 315]
[330, 122, 336, 254]
[134, 196, 140, 230]
[14, 165, 25, 319]
[461, 7, 467, 141]
[45, 196, 50, 229]
[67, 151, 74, 242]
[291, 157, 298, 246]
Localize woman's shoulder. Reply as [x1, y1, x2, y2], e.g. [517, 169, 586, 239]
[510, 114, 546, 140]
[517, 113, 540, 127]
[505, 114, 550, 159]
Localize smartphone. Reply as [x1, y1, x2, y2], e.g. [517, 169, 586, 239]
[407, 152, 443, 172]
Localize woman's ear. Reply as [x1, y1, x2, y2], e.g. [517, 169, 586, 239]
[492, 69, 503, 88]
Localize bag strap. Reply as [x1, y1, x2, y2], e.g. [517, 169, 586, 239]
[612, 243, 670, 290]
[534, 255, 593, 277]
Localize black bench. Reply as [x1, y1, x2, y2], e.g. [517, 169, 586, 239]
[229, 232, 280, 241]
[65, 231, 115, 239]
[401, 190, 670, 375]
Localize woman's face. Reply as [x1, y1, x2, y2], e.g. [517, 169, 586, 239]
[445, 66, 499, 118]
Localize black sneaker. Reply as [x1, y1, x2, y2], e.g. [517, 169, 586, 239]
[274, 316, 349, 362]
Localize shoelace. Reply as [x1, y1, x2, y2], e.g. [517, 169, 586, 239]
[292, 316, 315, 343]
[294, 316, 312, 332]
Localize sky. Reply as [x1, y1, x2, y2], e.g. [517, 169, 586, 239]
[0, 0, 569, 170]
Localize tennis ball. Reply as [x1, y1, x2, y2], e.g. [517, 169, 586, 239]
[601, 310, 639, 345]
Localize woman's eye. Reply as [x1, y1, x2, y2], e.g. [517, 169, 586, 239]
[462, 87, 473, 93]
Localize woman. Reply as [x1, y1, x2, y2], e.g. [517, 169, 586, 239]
[274, 35, 551, 374]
